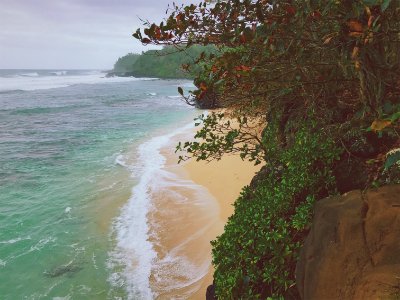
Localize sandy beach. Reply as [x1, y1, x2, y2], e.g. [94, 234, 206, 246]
[147, 125, 262, 299]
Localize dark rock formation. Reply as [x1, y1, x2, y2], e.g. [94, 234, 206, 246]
[106, 71, 136, 78]
[333, 130, 398, 194]
[43, 261, 83, 278]
[206, 283, 217, 300]
[195, 91, 220, 109]
[296, 185, 400, 300]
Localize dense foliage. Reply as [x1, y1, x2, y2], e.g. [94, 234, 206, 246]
[113, 53, 140, 72]
[211, 120, 341, 298]
[112, 45, 217, 79]
[136, 0, 400, 298]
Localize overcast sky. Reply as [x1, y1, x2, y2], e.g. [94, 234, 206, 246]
[0, 0, 188, 69]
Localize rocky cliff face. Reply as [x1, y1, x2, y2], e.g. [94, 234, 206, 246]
[296, 185, 400, 300]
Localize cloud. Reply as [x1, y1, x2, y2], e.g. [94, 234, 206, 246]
[0, 0, 187, 69]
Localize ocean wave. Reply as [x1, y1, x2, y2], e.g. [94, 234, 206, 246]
[0, 236, 31, 244]
[28, 236, 56, 253]
[49, 71, 68, 76]
[19, 72, 39, 77]
[108, 122, 194, 299]
[0, 89, 25, 95]
[115, 154, 129, 168]
[151, 253, 210, 297]
[0, 73, 157, 92]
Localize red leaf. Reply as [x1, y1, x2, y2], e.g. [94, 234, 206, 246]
[141, 38, 151, 44]
[286, 6, 296, 16]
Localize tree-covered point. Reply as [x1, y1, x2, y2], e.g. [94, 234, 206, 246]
[110, 45, 217, 79]
[113, 53, 140, 72]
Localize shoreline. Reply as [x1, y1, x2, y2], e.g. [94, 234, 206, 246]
[153, 122, 262, 298]
[108, 114, 262, 299]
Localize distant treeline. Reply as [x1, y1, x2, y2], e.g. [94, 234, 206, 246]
[110, 45, 217, 79]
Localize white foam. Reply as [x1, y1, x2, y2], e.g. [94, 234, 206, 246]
[0, 73, 156, 92]
[151, 253, 210, 296]
[146, 92, 157, 96]
[92, 253, 99, 270]
[0, 236, 31, 244]
[115, 154, 129, 168]
[29, 236, 56, 252]
[65, 207, 71, 213]
[108, 122, 195, 299]
[19, 72, 39, 77]
[49, 71, 67, 76]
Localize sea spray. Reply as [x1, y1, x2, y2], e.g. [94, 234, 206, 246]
[108, 123, 195, 299]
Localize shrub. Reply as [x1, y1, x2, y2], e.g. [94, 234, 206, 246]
[211, 120, 341, 298]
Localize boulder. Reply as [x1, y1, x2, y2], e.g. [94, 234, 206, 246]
[296, 185, 400, 300]
[206, 283, 217, 300]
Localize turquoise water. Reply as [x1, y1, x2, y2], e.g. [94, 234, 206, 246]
[0, 70, 195, 299]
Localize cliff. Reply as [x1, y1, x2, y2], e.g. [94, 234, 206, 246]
[296, 184, 400, 300]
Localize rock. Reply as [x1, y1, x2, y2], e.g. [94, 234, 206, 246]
[333, 155, 369, 194]
[195, 91, 220, 109]
[206, 283, 217, 300]
[283, 284, 301, 300]
[296, 184, 400, 300]
[43, 261, 83, 278]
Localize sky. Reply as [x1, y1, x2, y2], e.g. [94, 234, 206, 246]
[0, 0, 188, 69]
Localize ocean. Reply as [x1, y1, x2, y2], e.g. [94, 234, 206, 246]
[0, 69, 205, 299]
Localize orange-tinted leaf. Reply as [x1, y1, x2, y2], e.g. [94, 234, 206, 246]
[351, 46, 359, 59]
[199, 82, 207, 91]
[365, 6, 371, 18]
[323, 36, 333, 45]
[367, 16, 374, 28]
[348, 31, 363, 37]
[347, 20, 363, 32]
[371, 119, 392, 132]
[235, 65, 251, 72]
[141, 38, 151, 44]
[155, 27, 161, 39]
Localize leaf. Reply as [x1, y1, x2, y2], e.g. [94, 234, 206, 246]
[141, 38, 151, 44]
[199, 82, 207, 91]
[389, 111, 400, 122]
[351, 46, 360, 59]
[381, 0, 392, 12]
[370, 119, 392, 132]
[177, 87, 184, 96]
[322, 33, 336, 45]
[347, 20, 364, 35]
[384, 150, 400, 169]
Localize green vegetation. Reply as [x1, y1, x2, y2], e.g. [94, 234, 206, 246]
[113, 53, 140, 72]
[211, 119, 341, 298]
[136, 0, 400, 298]
[111, 45, 217, 79]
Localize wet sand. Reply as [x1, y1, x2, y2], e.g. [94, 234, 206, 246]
[147, 128, 261, 299]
